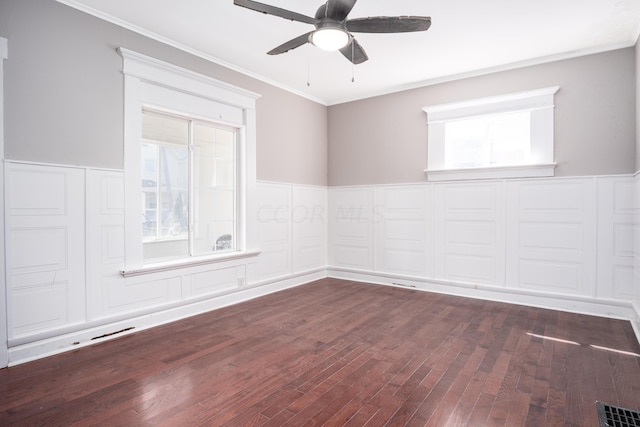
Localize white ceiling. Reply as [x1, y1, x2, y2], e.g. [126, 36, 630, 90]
[57, 0, 640, 105]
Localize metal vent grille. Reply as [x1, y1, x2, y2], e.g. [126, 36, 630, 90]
[597, 401, 640, 427]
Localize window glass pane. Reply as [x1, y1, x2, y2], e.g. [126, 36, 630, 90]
[445, 111, 530, 169]
[141, 111, 190, 261]
[140, 110, 238, 262]
[158, 146, 188, 240]
[192, 124, 236, 255]
[141, 142, 158, 239]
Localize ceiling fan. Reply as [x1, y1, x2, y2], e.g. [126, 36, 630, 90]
[233, 0, 431, 64]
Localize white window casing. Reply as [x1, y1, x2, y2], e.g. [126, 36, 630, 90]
[119, 48, 261, 274]
[1, 36, 9, 368]
[423, 86, 559, 181]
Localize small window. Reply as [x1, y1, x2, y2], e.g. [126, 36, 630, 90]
[445, 111, 530, 169]
[423, 86, 559, 181]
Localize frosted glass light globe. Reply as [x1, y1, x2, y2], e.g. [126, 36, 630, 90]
[310, 28, 349, 51]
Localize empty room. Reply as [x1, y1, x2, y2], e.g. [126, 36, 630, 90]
[1, 0, 640, 425]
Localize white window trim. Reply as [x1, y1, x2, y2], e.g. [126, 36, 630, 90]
[120, 250, 261, 278]
[422, 86, 559, 182]
[1, 36, 8, 368]
[119, 48, 261, 273]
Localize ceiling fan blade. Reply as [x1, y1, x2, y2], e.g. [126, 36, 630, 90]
[346, 16, 431, 33]
[325, 0, 358, 21]
[340, 39, 368, 64]
[267, 32, 313, 55]
[234, 0, 319, 25]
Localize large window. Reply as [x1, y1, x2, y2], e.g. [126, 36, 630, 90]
[423, 86, 559, 181]
[141, 110, 238, 262]
[120, 48, 259, 274]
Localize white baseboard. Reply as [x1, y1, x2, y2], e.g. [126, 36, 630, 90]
[631, 301, 640, 346]
[328, 267, 636, 322]
[7, 269, 327, 366]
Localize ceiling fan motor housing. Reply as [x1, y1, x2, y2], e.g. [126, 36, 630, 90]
[234, 0, 431, 64]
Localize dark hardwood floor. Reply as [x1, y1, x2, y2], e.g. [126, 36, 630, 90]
[1, 278, 640, 426]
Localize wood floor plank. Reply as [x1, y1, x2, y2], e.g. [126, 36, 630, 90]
[1, 278, 639, 426]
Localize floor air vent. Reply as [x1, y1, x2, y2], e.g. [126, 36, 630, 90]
[597, 401, 640, 427]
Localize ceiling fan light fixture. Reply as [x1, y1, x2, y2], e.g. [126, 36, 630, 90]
[310, 27, 350, 51]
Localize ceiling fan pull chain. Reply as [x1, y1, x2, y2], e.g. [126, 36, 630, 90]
[307, 55, 311, 87]
[351, 42, 355, 83]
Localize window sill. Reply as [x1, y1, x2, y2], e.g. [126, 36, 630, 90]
[120, 250, 261, 278]
[424, 163, 556, 182]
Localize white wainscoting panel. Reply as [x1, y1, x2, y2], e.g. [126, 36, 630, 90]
[435, 181, 505, 286]
[374, 185, 433, 277]
[104, 275, 182, 313]
[184, 266, 242, 298]
[597, 177, 634, 299]
[5, 163, 86, 338]
[329, 175, 635, 324]
[634, 174, 640, 324]
[5, 167, 327, 364]
[1, 36, 9, 368]
[506, 178, 597, 296]
[329, 187, 374, 271]
[86, 169, 126, 319]
[292, 185, 327, 274]
[253, 182, 292, 282]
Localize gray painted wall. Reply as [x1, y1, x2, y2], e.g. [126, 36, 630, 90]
[636, 40, 640, 172]
[0, 0, 328, 186]
[328, 48, 636, 186]
[0, 1, 636, 188]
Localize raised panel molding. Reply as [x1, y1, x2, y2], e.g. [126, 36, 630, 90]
[519, 223, 583, 252]
[374, 185, 432, 277]
[435, 182, 505, 286]
[444, 183, 499, 213]
[87, 169, 126, 320]
[104, 275, 181, 313]
[445, 220, 497, 247]
[101, 226, 125, 264]
[12, 282, 69, 334]
[329, 176, 632, 311]
[292, 185, 327, 274]
[186, 266, 241, 298]
[100, 176, 125, 215]
[597, 177, 635, 300]
[251, 182, 327, 282]
[518, 259, 582, 292]
[4, 163, 638, 363]
[6, 167, 327, 364]
[9, 228, 68, 272]
[634, 174, 640, 310]
[1, 36, 9, 368]
[5, 163, 86, 340]
[254, 182, 291, 282]
[7, 169, 67, 216]
[445, 254, 496, 283]
[506, 178, 597, 297]
[517, 181, 585, 213]
[333, 245, 371, 269]
[329, 187, 374, 270]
